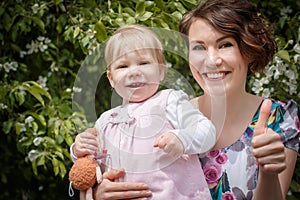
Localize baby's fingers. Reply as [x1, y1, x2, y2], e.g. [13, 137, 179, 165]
[153, 135, 166, 149]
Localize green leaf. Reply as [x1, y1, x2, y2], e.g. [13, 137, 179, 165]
[179, 0, 198, 9]
[15, 89, 25, 105]
[32, 121, 39, 133]
[277, 50, 290, 62]
[53, 121, 60, 136]
[55, 151, 64, 160]
[22, 81, 51, 106]
[59, 161, 67, 178]
[126, 17, 136, 24]
[174, 2, 187, 14]
[154, 0, 166, 10]
[94, 21, 108, 42]
[36, 155, 45, 166]
[137, 11, 153, 21]
[65, 134, 74, 146]
[3, 120, 13, 134]
[136, 1, 145, 15]
[30, 16, 45, 32]
[32, 160, 38, 176]
[56, 133, 64, 144]
[52, 157, 59, 176]
[73, 26, 80, 38]
[44, 136, 56, 145]
[3, 12, 12, 31]
[24, 112, 47, 127]
[171, 11, 183, 21]
[123, 7, 136, 17]
[15, 122, 24, 135]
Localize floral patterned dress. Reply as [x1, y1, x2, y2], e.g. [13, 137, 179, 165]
[200, 99, 299, 200]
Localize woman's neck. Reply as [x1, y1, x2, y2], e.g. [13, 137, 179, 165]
[199, 92, 250, 121]
[198, 92, 263, 148]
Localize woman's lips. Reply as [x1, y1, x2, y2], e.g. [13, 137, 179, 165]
[203, 71, 229, 80]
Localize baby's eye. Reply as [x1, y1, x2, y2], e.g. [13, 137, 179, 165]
[118, 65, 128, 69]
[220, 42, 233, 49]
[140, 61, 149, 65]
[191, 45, 206, 51]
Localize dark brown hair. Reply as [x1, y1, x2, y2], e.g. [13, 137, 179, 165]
[179, 0, 276, 73]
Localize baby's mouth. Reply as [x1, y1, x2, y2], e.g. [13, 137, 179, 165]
[127, 82, 146, 88]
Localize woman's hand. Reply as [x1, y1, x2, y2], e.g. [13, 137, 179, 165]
[252, 99, 286, 174]
[73, 128, 99, 158]
[94, 169, 152, 200]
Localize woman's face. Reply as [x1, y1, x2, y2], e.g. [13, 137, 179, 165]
[188, 19, 249, 96]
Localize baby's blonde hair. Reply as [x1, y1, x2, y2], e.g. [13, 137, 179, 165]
[105, 24, 165, 69]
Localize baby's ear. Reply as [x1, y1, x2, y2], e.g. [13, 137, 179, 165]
[106, 70, 115, 88]
[159, 65, 165, 81]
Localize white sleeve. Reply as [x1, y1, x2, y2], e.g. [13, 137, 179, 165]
[69, 143, 77, 163]
[166, 90, 216, 154]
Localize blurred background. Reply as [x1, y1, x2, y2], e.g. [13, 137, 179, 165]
[0, 0, 299, 199]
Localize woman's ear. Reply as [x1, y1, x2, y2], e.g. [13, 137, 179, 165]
[106, 70, 115, 88]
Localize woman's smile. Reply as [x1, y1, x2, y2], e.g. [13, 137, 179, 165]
[203, 71, 231, 81]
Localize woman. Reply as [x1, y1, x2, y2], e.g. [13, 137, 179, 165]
[75, 0, 299, 199]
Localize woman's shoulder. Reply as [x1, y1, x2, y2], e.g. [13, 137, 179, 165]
[272, 99, 298, 113]
[189, 97, 199, 109]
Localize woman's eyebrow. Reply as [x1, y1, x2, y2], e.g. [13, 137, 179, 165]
[216, 35, 232, 43]
[189, 35, 232, 44]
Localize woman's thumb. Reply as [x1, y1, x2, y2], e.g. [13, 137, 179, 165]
[254, 99, 272, 136]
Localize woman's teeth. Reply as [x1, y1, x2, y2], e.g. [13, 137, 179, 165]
[206, 72, 225, 79]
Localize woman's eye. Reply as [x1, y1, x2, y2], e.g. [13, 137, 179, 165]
[220, 42, 233, 49]
[191, 45, 205, 51]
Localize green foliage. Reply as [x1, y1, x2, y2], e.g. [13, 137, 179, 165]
[0, 0, 299, 199]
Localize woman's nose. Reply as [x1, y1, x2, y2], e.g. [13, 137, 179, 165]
[206, 49, 222, 67]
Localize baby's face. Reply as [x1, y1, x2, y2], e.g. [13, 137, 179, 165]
[107, 49, 164, 104]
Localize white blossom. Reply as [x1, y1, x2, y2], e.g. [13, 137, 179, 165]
[33, 137, 43, 146]
[31, 3, 39, 14]
[28, 150, 42, 162]
[262, 88, 271, 98]
[1, 61, 18, 73]
[166, 62, 172, 68]
[37, 76, 48, 91]
[294, 54, 300, 62]
[0, 103, 7, 110]
[50, 62, 59, 72]
[18, 123, 26, 133]
[25, 116, 34, 127]
[73, 87, 82, 93]
[279, 6, 292, 16]
[294, 43, 300, 53]
[22, 36, 51, 56]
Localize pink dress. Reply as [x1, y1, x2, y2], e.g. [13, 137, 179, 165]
[95, 89, 212, 200]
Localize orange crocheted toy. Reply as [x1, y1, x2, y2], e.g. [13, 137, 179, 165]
[69, 128, 103, 200]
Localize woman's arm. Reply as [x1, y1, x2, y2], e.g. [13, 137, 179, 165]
[93, 169, 152, 200]
[252, 99, 298, 200]
[253, 147, 297, 200]
[279, 148, 297, 197]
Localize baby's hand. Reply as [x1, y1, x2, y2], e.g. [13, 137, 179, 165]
[73, 128, 99, 158]
[154, 132, 184, 158]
